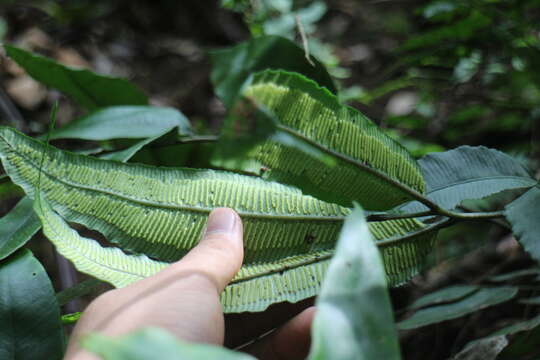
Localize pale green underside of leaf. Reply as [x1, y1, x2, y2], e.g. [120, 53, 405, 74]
[0, 127, 436, 312]
[240, 70, 425, 210]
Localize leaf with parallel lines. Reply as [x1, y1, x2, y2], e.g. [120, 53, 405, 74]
[215, 70, 426, 210]
[0, 126, 436, 312]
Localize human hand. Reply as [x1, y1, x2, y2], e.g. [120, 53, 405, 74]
[65, 208, 314, 360]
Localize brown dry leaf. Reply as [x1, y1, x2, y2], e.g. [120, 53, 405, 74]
[6, 76, 47, 110]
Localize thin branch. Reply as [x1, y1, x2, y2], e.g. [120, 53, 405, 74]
[367, 210, 433, 221]
[295, 15, 315, 67]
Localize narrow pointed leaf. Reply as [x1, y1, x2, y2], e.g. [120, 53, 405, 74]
[49, 106, 192, 140]
[401, 146, 536, 214]
[219, 70, 426, 210]
[56, 278, 103, 306]
[409, 285, 479, 309]
[34, 193, 168, 288]
[505, 185, 540, 263]
[210, 35, 336, 108]
[0, 126, 437, 312]
[0, 176, 24, 201]
[398, 287, 518, 330]
[0, 128, 169, 262]
[309, 206, 401, 360]
[0, 249, 64, 360]
[99, 127, 181, 162]
[83, 327, 255, 360]
[5, 45, 148, 110]
[0, 196, 40, 260]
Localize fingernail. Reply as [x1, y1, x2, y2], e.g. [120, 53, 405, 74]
[204, 208, 237, 235]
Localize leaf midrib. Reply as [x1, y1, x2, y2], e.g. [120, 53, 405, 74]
[4, 136, 346, 222]
[426, 175, 537, 193]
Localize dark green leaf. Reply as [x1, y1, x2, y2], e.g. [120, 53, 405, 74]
[398, 287, 518, 330]
[400, 146, 536, 214]
[0, 249, 64, 360]
[519, 296, 540, 305]
[5, 45, 148, 110]
[460, 187, 531, 213]
[99, 127, 181, 162]
[50, 106, 192, 140]
[0, 176, 25, 201]
[309, 206, 401, 360]
[0, 197, 40, 260]
[56, 278, 102, 306]
[505, 185, 540, 263]
[402, 11, 491, 51]
[209, 35, 336, 107]
[490, 268, 540, 282]
[409, 285, 479, 309]
[83, 327, 255, 360]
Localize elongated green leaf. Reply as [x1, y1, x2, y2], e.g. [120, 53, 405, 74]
[0, 176, 25, 201]
[519, 296, 540, 305]
[49, 106, 192, 140]
[210, 35, 336, 107]
[409, 285, 479, 309]
[5, 45, 148, 110]
[0, 128, 167, 261]
[0, 249, 64, 360]
[56, 278, 103, 306]
[218, 70, 425, 210]
[309, 206, 401, 360]
[400, 146, 536, 214]
[0, 126, 437, 312]
[83, 327, 255, 360]
[505, 185, 540, 263]
[34, 193, 168, 287]
[0, 196, 40, 260]
[490, 268, 540, 282]
[398, 287, 518, 330]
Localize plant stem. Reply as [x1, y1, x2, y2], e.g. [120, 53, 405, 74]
[275, 125, 507, 221]
[376, 218, 455, 248]
[367, 210, 433, 221]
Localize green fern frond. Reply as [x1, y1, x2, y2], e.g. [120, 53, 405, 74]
[0, 127, 436, 312]
[236, 70, 426, 210]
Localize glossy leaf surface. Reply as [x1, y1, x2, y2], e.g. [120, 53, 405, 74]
[5, 45, 148, 110]
[398, 287, 517, 330]
[210, 35, 336, 107]
[0, 249, 64, 360]
[401, 146, 536, 214]
[505, 185, 540, 263]
[0, 196, 40, 260]
[49, 106, 192, 140]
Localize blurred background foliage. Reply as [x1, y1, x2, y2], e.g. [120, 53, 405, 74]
[0, 1, 539, 358]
